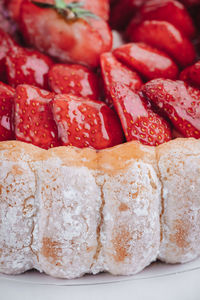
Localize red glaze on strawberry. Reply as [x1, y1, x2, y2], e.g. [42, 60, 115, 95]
[113, 43, 179, 81]
[51, 94, 124, 149]
[110, 83, 172, 146]
[14, 84, 60, 149]
[100, 52, 143, 106]
[0, 81, 15, 141]
[127, 0, 195, 38]
[5, 44, 53, 89]
[48, 64, 100, 100]
[20, 0, 112, 68]
[127, 20, 196, 67]
[0, 29, 15, 81]
[142, 79, 200, 138]
[180, 61, 200, 88]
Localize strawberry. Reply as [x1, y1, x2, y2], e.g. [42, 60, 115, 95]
[109, 0, 144, 29]
[100, 52, 143, 106]
[5, 43, 53, 89]
[0, 29, 15, 81]
[127, 20, 196, 67]
[48, 64, 100, 100]
[6, 0, 109, 22]
[110, 82, 172, 146]
[127, 0, 195, 39]
[14, 84, 60, 149]
[113, 43, 179, 81]
[81, 0, 109, 21]
[51, 94, 124, 149]
[180, 61, 200, 88]
[19, 0, 112, 68]
[0, 81, 15, 141]
[142, 78, 200, 138]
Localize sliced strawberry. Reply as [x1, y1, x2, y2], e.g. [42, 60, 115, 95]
[20, 0, 112, 68]
[0, 29, 15, 81]
[109, 0, 144, 29]
[100, 52, 143, 106]
[5, 44, 53, 89]
[127, 0, 196, 38]
[51, 94, 124, 149]
[113, 43, 179, 81]
[110, 83, 172, 146]
[14, 84, 60, 149]
[48, 64, 100, 100]
[180, 61, 200, 88]
[142, 78, 200, 138]
[0, 81, 15, 141]
[127, 20, 196, 67]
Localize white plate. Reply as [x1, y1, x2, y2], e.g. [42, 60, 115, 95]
[1, 259, 200, 300]
[1, 257, 200, 286]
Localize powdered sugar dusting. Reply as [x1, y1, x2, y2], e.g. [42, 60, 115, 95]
[92, 161, 161, 276]
[158, 140, 200, 263]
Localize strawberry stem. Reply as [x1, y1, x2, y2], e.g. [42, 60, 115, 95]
[31, 1, 99, 22]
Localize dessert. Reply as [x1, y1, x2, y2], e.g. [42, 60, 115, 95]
[0, 0, 200, 279]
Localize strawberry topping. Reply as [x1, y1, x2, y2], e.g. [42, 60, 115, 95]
[113, 42, 179, 81]
[5, 44, 53, 89]
[0, 81, 15, 141]
[100, 52, 143, 106]
[110, 82, 172, 146]
[14, 84, 60, 149]
[142, 79, 200, 138]
[48, 64, 100, 100]
[51, 94, 124, 149]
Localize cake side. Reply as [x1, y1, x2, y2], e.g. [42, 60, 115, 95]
[92, 142, 161, 275]
[1, 139, 200, 278]
[157, 138, 200, 263]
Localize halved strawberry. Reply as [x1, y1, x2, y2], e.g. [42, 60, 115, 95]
[20, 0, 112, 68]
[127, 20, 196, 67]
[0, 29, 15, 81]
[113, 43, 179, 81]
[51, 94, 124, 149]
[110, 82, 172, 146]
[48, 64, 100, 100]
[14, 84, 60, 149]
[5, 44, 53, 89]
[0, 81, 15, 141]
[180, 61, 200, 88]
[142, 78, 200, 138]
[100, 52, 143, 106]
[127, 0, 196, 38]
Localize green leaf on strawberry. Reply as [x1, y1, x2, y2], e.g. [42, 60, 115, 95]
[31, 0, 99, 22]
